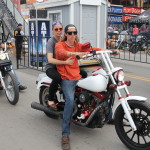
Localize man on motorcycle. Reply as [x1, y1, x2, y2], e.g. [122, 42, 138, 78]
[0, 42, 27, 91]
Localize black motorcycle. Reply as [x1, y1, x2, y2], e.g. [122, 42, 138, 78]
[129, 33, 149, 54]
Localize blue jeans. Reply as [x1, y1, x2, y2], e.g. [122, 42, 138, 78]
[61, 79, 78, 137]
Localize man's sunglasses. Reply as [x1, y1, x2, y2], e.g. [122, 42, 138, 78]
[67, 31, 77, 35]
[54, 28, 63, 31]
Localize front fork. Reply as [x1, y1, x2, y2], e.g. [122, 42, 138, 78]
[0, 66, 13, 90]
[119, 98, 137, 131]
[0, 71, 6, 90]
[116, 85, 137, 131]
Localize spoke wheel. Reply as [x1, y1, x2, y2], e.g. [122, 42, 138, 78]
[115, 100, 150, 150]
[4, 71, 19, 105]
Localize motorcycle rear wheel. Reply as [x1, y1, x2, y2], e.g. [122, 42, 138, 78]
[115, 100, 150, 150]
[39, 86, 58, 119]
[4, 71, 19, 105]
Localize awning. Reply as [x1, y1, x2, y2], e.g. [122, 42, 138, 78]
[129, 8, 150, 24]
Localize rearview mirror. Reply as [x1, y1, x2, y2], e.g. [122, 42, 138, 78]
[82, 42, 91, 50]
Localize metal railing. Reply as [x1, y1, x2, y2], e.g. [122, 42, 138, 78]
[16, 35, 50, 71]
[14, 34, 150, 71]
[107, 32, 150, 64]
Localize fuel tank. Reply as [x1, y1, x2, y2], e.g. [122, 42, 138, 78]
[77, 74, 108, 92]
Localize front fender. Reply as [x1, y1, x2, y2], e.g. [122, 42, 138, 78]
[112, 96, 147, 119]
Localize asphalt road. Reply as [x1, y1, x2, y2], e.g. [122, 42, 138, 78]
[0, 57, 150, 150]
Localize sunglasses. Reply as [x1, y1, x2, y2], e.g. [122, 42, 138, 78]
[54, 28, 63, 31]
[67, 31, 77, 35]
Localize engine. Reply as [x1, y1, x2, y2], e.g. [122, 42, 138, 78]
[74, 89, 110, 128]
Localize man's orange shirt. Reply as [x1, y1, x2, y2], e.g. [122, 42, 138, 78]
[55, 41, 101, 80]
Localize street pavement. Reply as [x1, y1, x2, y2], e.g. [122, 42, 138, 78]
[0, 54, 150, 150]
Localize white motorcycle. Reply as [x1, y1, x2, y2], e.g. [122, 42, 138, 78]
[31, 46, 150, 150]
[0, 41, 19, 105]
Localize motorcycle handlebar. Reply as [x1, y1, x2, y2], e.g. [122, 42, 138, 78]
[76, 49, 117, 60]
[81, 50, 113, 59]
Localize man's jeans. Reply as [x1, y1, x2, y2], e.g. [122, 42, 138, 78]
[61, 79, 78, 137]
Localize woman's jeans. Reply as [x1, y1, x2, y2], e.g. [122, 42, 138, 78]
[46, 68, 87, 101]
[61, 79, 78, 137]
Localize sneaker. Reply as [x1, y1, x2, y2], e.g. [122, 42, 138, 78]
[61, 136, 70, 150]
[19, 85, 27, 91]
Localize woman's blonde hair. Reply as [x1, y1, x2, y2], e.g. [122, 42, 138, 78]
[61, 24, 79, 43]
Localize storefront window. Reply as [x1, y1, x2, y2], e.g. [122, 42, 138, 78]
[144, 0, 150, 5]
[48, 11, 62, 23]
[109, 0, 138, 7]
[110, 0, 121, 5]
[121, 0, 136, 6]
[20, 0, 26, 4]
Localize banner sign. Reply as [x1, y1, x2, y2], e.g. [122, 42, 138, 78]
[29, 20, 36, 66]
[37, 20, 50, 67]
[26, 0, 36, 4]
[108, 6, 123, 15]
[123, 7, 142, 15]
[108, 15, 122, 24]
[122, 15, 135, 22]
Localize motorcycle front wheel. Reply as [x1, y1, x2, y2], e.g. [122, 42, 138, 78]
[3, 71, 19, 105]
[114, 100, 150, 150]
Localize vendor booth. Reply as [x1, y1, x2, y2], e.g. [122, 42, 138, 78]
[34, 0, 108, 48]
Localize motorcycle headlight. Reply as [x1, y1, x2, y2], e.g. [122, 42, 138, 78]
[114, 70, 124, 82]
[0, 53, 6, 60]
[136, 35, 142, 42]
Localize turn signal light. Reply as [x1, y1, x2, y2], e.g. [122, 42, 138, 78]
[124, 80, 131, 86]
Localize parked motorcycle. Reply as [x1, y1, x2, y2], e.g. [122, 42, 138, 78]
[0, 41, 19, 105]
[129, 34, 148, 54]
[31, 46, 150, 150]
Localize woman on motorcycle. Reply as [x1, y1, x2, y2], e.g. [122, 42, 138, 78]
[45, 21, 87, 110]
[55, 24, 119, 150]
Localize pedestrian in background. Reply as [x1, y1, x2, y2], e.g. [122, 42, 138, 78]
[132, 25, 139, 39]
[14, 23, 24, 60]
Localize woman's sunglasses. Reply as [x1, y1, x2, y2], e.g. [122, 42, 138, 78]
[67, 31, 78, 35]
[54, 28, 63, 31]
